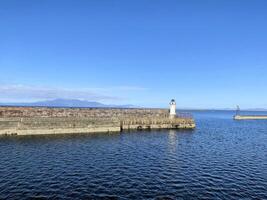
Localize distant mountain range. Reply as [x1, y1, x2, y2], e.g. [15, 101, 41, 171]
[0, 99, 137, 108]
[1, 99, 266, 111]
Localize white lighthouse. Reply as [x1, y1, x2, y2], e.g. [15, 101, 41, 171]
[169, 99, 176, 119]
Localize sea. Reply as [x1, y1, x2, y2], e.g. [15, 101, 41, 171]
[0, 111, 266, 199]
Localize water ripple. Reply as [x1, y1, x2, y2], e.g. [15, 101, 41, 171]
[0, 112, 267, 199]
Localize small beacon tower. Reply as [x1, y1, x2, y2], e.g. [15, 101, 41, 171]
[169, 99, 176, 119]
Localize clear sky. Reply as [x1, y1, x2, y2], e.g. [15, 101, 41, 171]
[1, 0, 267, 108]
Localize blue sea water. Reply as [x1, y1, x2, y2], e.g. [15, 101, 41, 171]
[0, 111, 266, 199]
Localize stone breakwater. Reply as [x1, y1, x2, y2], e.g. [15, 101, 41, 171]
[234, 115, 267, 120]
[0, 107, 195, 136]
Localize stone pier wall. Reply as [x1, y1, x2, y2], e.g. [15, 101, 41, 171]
[0, 107, 195, 136]
[0, 107, 169, 118]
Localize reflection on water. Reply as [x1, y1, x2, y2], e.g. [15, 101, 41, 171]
[0, 111, 267, 199]
[168, 130, 177, 153]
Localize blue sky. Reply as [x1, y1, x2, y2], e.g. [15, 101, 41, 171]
[0, 0, 267, 108]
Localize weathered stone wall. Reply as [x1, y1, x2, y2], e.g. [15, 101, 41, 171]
[0, 107, 195, 136]
[0, 107, 169, 118]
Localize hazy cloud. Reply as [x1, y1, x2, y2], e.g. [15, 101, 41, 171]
[85, 86, 148, 93]
[0, 85, 131, 102]
[0, 84, 149, 103]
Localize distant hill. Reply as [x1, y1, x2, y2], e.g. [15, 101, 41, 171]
[0, 99, 137, 108]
